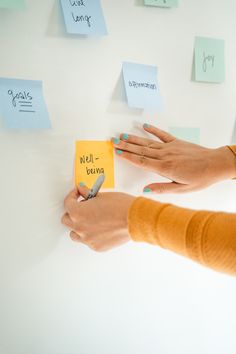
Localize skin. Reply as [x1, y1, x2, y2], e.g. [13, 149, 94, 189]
[62, 188, 134, 252]
[114, 124, 236, 193]
[61, 124, 236, 251]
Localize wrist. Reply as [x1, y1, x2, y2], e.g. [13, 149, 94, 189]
[211, 146, 236, 181]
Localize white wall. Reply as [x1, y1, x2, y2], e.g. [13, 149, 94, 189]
[0, 1, 236, 354]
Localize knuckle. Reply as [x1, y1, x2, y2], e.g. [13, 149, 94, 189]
[140, 147, 146, 156]
[91, 244, 104, 253]
[121, 142, 128, 150]
[88, 241, 98, 251]
[147, 142, 156, 149]
[139, 155, 147, 166]
[69, 210, 77, 220]
[70, 232, 78, 242]
[74, 222, 86, 233]
[85, 238, 104, 252]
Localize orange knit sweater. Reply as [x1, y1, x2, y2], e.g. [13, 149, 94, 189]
[128, 146, 236, 276]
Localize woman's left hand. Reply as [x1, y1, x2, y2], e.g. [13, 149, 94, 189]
[61, 186, 135, 252]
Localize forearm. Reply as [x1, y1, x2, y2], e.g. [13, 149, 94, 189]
[128, 197, 236, 276]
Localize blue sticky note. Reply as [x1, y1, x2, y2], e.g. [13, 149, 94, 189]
[144, 0, 178, 8]
[122, 62, 162, 111]
[0, 78, 51, 129]
[60, 0, 107, 36]
[169, 127, 200, 144]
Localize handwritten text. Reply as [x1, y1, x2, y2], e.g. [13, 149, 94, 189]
[202, 51, 215, 73]
[129, 81, 157, 90]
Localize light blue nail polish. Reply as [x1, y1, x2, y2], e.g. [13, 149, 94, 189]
[143, 188, 152, 193]
[122, 133, 129, 140]
[144, 123, 150, 129]
[79, 182, 85, 187]
[113, 138, 120, 145]
[116, 149, 123, 155]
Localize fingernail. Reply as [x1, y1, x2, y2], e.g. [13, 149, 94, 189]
[122, 133, 129, 140]
[79, 182, 85, 187]
[116, 149, 123, 155]
[113, 137, 120, 145]
[143, 123, 150, 129]
[143, 188, 152, 193]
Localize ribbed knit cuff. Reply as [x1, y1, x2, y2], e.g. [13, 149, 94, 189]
[128, 197, 169, 246]
[128, 197, 200, 258]
[227, 145, 236, 155]
[227, 145, 236, 179]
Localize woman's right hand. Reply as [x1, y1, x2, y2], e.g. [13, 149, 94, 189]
[112, 124, 236, 194]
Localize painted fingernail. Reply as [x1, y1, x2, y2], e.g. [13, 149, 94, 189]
[122, 133, 129, 140]
[79, 182, 85, 187]
[113, 137, 120, 145]
[143, 123, 150, 129]
[143, 188, 152, 193]
[116, 149, 123, 155]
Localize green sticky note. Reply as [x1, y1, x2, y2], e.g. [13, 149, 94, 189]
[0, 0, 25, 10]
[194, 37, 225, 83]
[144, 0, 178, 8]
[169, 127, 200, 144]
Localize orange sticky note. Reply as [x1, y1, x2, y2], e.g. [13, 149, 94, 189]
[75, 141, 115, 189]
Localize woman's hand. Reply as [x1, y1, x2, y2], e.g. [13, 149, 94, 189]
[61, 186, 135, 252]
[112, 124, 236, 193]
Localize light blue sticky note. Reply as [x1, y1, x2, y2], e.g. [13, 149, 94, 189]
[194, 37, 225, 83]
[169, 127, 200, 144]
[0, 78, 51, 129]
[60, 0, 107, 36]
[144, 0, 178, 8]
[122, 62, 162, 111]
[0, 0, 25, 10]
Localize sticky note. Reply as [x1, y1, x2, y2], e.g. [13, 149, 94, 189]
[60, 0, 107, 36]
[194, 37, 225, 83]
[169, 127, 200, 144]
[0, 0, 25, 9]
[122, 62, 162, 111]
[0, 78, 51, 129]
[144, 0, 178, 8]
[75, 141, 114, 189]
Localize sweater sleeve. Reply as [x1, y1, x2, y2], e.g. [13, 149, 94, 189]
[128, 197, 236, 276]
[227, 145, 236, 179]
[228, 145, 236, 155]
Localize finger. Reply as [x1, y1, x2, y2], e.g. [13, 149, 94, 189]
[70, 231, 83, 243]
[115, 149, 164, 172]
[118, 133, 163, 149]
[77, 182, 90, 199]
[143, 182, 188, 194]
[143, 124, 175, 143]
[61, 213, 75, 229]
[112, 137, 163, 159]
[64, 188, 80, 213]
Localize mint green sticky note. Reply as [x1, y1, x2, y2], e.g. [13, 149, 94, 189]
[169, 127, 200, 144]
[144, 0, 178, 8]
[0, 0, 25, 10]
[194, 37, 225, 83]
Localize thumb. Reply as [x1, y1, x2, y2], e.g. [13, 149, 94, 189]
[77, 182, 90, 199]
[143, 182, 187, 194]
